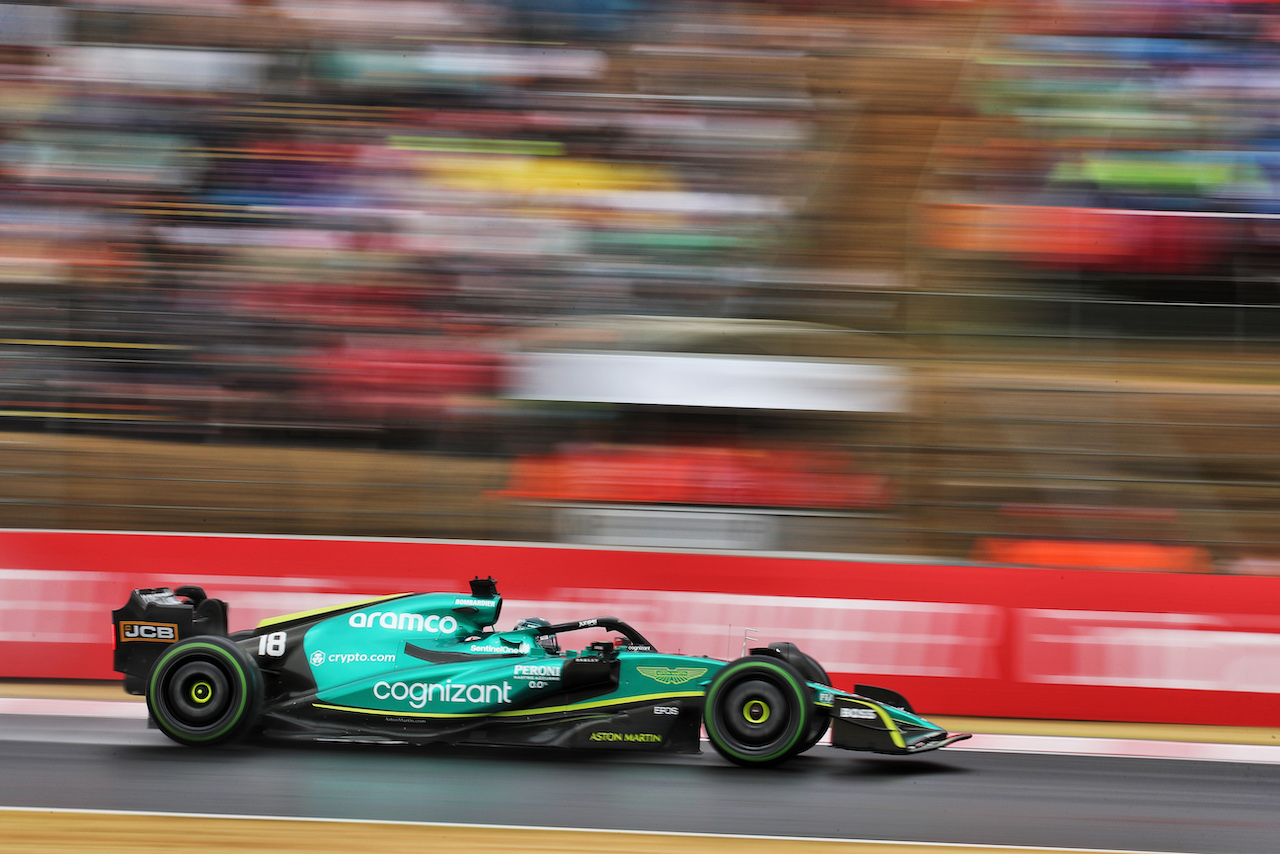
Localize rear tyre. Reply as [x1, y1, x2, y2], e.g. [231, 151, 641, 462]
[146, 636, 262, 747]
[704, 655, 811, 767]
[767, 641, 831, 753]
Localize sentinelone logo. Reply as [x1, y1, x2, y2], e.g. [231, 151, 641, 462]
[348, 612, 459, 633]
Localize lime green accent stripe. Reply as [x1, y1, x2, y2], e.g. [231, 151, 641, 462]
[256, 593, 411, 629]
[492, 691, 702, 717]
[313, 690, 703, 720]
[314, 703, 485, 719]
[847, 698, 906, 749]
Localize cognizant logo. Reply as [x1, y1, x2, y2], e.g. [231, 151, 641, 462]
[374, 680, 513, 708]
[348, 612, 460, 633]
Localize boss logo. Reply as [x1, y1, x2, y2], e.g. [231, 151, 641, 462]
[654, 706, 679, 716]
[119, 621, 178, 643]
[840, 707, 878, 720]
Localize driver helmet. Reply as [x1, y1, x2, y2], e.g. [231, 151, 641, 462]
[514, 617, 559, 654]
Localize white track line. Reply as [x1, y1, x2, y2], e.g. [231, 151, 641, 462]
[4, 697, 1280, 764]
[0, 805, 1206, 854]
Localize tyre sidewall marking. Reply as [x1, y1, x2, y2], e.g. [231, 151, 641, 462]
[149, 641, 250, 743]
[706, 660, 808, 762]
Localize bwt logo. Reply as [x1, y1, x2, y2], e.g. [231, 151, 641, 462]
[119, 622, 178, 643]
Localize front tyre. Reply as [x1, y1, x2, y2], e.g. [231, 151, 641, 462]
[146, 636, 262, 747]
[767, 641, 831, 754]
[704, 656, 811, 767]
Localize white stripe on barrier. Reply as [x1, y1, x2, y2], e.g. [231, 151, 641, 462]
[0, 698, 147, 719]
[956, 733, 1280, 764]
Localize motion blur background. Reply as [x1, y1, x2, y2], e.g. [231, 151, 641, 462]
[0, 0, 1277, 573]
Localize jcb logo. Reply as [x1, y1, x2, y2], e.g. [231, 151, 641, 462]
[119, 621, 178, 643]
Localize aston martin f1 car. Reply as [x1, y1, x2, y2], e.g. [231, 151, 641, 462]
[112, 577, 970, 767]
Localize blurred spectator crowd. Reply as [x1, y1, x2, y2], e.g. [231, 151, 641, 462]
[0, 0, 860, 448]
[923, 0, 1280, 304]
[5, 0, 1278, 571]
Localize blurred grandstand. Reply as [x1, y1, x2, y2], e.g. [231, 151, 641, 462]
[0, 0, 1277, 574]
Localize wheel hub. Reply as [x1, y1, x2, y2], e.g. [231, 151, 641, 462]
[743, 699, 770, 724]
[166, 660, 231, 725]
[722, 678, 787, 745]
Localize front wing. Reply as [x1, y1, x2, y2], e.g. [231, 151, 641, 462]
[829, 695, 972, 755]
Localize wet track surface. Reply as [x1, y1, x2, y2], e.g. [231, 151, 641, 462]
[3, 714, 1280, 853]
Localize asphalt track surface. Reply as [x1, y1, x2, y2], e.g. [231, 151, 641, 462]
[3, 709, 1280, 854]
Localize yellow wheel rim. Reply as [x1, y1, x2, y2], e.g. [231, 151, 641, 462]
[743, 699, 770, 724]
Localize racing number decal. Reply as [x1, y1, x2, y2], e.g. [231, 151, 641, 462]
[257, 631, 287, 658]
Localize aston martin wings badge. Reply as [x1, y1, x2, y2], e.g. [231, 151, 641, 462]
[637, 665, 708, 685]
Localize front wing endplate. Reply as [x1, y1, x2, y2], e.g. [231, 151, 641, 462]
[829, 695, 971, 755]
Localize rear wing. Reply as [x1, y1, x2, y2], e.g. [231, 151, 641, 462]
[112, 586, 229, 694]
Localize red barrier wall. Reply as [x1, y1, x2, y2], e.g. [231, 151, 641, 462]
[3, 529, 1279, 726]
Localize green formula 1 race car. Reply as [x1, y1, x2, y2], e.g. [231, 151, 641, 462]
[112, 577, 970, 767]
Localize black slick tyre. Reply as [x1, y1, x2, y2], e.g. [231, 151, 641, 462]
[146, 636, 263, 747]
[766, 641, 831, 687]
[767, 641, 831, 753]
[703, 655, 812, 767]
